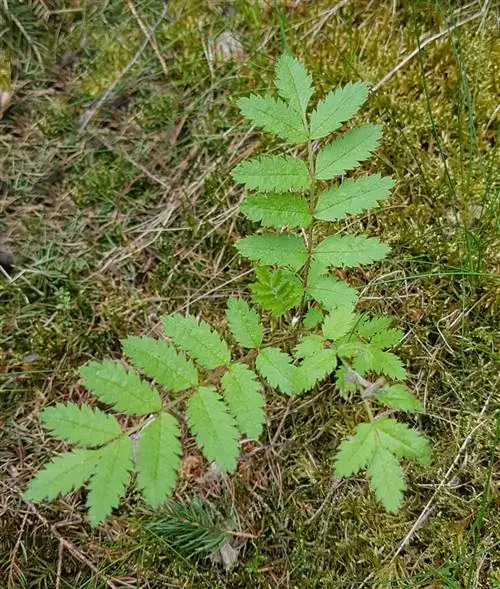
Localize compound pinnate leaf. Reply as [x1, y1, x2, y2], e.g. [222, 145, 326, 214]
[186, 387, 240, 472]
[309, 81, 370, 139]
[256, 347, 297, 395]
[236, 234, 308, 272]
[377, 384, 423, 412]
[122, 336, 198, 393]
[314, 174, 394, 221]
[240, 193, 312, 228]
[162, 313, 230, 370]
[226, 298, 263, 349]
[25, 449, 99, 502]
[222, 364, 265, 439]
[295, 349, 337, 392]
[367, 446, 405, 512]
[40, 403, 121, 447]
[322, 306, 357, 340]
[136, 412, 182, 506]
[307, 274, 358, 310]
[250, 266, 303, 316]
[293, 334, 325, 359]
[87, 436, 133, 527]
[315, 125, 383, 180]
[334, 422, 377, 476]
[373, 418, 430, 465]
[237, 95, 308, 143]
[231, 155, 311, 192]
[275, 53, 313, 115]
[312, 235, 390, 268]
[80, 360, 161, 416]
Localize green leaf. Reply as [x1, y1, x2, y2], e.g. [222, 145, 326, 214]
[293, 334, 325, 359]
[322, 306, 357, 340]
[314, 174, 395, 221]
[25, 449, 99, 502]
[162, 313, 230, 370]
[136, 412, 182, 506]
[240, 193, 312, 228]
[307, 274, 358, 310]
[231, 155, 311, 192]
[352, 342, 377, 375]
[226, 298, 263, 349]
[275, 53, 313, 115]
[295, 349, 337, 392]
[370, 328, 404, 349]
[87, 436, 133, 527]
[371, 349, 407, 380]
[315, 125, 383, 180]
[303, 307, 324, 329]
[122, 336, 198, 393]
[309, 81, 370, 139]
[237, 95, 308, 143]
[236, 234, 308, 271]
[335, 365, 359, 398]
[39, 403, 121, 447]
[186, 387, 240, 472]
[221, 364, 265, 439]
[250, 266, 303, 317]
[312, 235, 390, 268]
[356, 315, 396, 339]
[377, 384, 423, 412]
[80, 360, 161, 416]
[367, 445, 405, 512]
[334, 422, 377, 476]
[256, 347, 297, 395]
[373, 418, 430, 465]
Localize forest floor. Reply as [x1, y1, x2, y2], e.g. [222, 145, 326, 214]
[0, 1, 498, 588]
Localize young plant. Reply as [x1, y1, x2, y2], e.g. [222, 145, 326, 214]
[25, 54, 429, 525]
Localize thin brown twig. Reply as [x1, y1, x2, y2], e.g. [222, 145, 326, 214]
[126, 0, 169, 79]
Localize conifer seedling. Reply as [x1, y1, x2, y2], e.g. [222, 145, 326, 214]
[26, 54, 429, 526]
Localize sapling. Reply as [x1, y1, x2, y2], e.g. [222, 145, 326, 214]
[25, 54, 429, 525]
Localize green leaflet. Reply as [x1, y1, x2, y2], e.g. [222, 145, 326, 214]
[309, 81, 369, 140]
[335, 365, 359, 398]
[306, 274, 358, 310]
[314, 174, 395, 221]
[315, 125, 383, 180]
[240, 193, 312, 228]
[334, 418, 429, 511]
[87, 436, 133, 527]
[250, 266, 303, 316]
[25, 449, 99, 502]
[322, 306, 357, 340]
[356, 315, 396, 339]
[293, 334, 325, 359]
[370, 349, 407, 381]
[255, 347, 298, 395]
[231, 155, 311, 192]
[370, 328, 404, 349]
[186, 387, 240, 472]
[302, 307, 324, 329]
[162, 313, 230, 370]
[295, 348, 337, 392]
[80, 360, 161, 416]
[226, 298, 263, 349]
[122, 336, 198, 392]
[274, 53, 313, 115]
[236, 234, 308, 271]
[312, 234, 390, 268]
[40, 403, 121, 447]
[376, 384, 423, 412]
[221, 364, 265, 439]
[136, 412, 182, 506]
[367, 446, 405, 513]
[237, 95, 308, 143]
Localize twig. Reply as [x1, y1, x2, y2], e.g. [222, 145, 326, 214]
[371, 9, 484, 93]
[79, 3, 169, 130]
[126, 0, 169, 79]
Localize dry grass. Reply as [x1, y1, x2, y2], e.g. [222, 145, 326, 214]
[1, 0, 498, 587]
